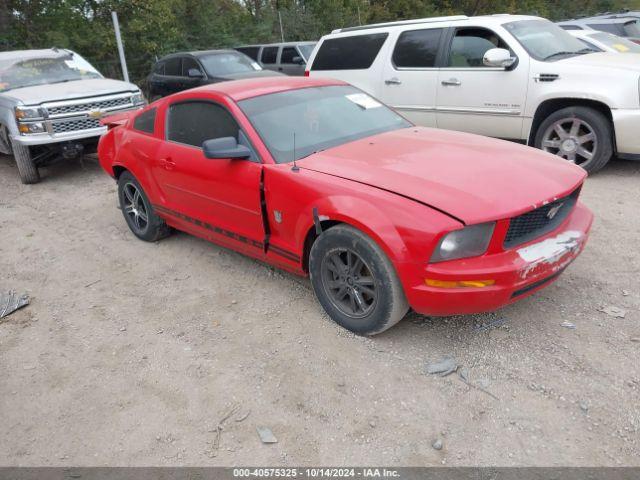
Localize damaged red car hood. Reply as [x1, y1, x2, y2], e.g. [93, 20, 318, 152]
[298, 127, 586, 224]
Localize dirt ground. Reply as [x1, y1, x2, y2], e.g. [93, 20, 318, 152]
[0, 152, 638, 467]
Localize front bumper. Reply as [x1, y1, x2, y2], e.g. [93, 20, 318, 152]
[402, 202, 593, 316]
[612, 108, 640, 156]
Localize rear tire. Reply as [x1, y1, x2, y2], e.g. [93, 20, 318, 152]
[534, 106, 612, 174]
[11, 140, 40, 184]
[117, 171, 170, 242]
[309, 224, 409, 335]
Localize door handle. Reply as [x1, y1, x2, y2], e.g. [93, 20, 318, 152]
[441, 78, 461, 86]
[159, 157, 176, 170]
[384, 77, 402, 85]
[278, 67, 283, 71]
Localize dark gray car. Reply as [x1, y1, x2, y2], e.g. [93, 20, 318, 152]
[147, 50, 282, 100]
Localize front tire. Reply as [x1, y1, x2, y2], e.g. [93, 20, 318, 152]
[11, 140, 40, 184]
[534, 106, 612, 173]
[309, 225, 409, 335]
[117, 171, 170, 242]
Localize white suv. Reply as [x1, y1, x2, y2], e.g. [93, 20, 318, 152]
[307, 14, 640, 172]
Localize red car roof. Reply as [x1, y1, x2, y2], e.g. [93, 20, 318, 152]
[189, 76, 348, 101]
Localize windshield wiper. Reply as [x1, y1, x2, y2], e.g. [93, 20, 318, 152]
[543, 48, 595, 61]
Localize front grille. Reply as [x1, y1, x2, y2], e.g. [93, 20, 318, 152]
[51, 118, 102, 134]
[48, 96, 132, 116]
[504, 188, 580, 248]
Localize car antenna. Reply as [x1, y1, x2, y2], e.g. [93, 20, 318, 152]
[291, 131, 299, 172]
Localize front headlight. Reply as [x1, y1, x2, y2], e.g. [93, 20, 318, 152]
[131, 91, 146, 105]
[430, 222, 495, 263]
[18, 122, 46, 134]
[15, 106, 43, 121]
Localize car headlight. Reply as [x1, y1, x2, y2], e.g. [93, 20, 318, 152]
[15, 106, 43, 121]
[430, 222, 495, 263]
[18, 122, 46, 134]
[131, 92, 146, 105]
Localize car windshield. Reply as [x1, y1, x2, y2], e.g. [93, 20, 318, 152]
[298, 44, 316, 60]
[590, 31, 640, 52]
[504, 19, 596, 61]
[0, 52, 102, 92]
[239, 85, 411, 164]
[198, 52, 262, 76]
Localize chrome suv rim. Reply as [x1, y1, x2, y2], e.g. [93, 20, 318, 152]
[541, 117, 597, 167]
[321, 248, 377, 319]
[122, 182, 149, 233]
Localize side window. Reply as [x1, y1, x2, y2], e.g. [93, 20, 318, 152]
[153, 61, 165, 74]
[261, 47, 278, 64]
[133, 108, 157, 134]
[237, 47, 260, 61]
[280, 47, 298, 64]
[182, 57, 202, 76]
[311, 33, 388, 70]
[165, 57, 182, 76]
[447, 28, 510, 68]
[392, 28, 443, 68]
[167, 101, 239, 148]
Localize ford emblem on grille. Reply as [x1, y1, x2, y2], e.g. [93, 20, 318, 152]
[547, 202, 564, 220]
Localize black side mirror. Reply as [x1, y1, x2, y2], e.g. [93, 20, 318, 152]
[202, 137, 251, 160]
[188, 68, 204, 78]
[292, 56, 305, 65]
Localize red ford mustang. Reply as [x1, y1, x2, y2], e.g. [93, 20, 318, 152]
[98, 77, 593, 335]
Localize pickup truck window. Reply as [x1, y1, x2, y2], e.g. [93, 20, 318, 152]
[393, 28, 443, 68]
[0, 54, 101, 92]
[446, 27, 510, 67]
[504, 19, 593, 61]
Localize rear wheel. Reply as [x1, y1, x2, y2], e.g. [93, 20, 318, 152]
[11, 139, 40, 184]
[309, 225, 409, 335]
[117, 171, 170, 242]
[534, 106, 612, 173]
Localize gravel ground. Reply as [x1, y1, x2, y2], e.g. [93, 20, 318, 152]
[0, 153, 638, 466]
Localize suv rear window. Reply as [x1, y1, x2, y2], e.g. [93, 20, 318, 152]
[311, 33, 388, 70]
[392, 28, 443, 68]
[261, 47, 278, 64]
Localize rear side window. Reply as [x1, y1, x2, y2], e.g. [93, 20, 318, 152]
[261, 47, 278, 64]
[164, 57, 182, 76]
[281, 47, 299, 64]
[167, 101, 239, 148]
[311, 33, 388, 70]
[153, 61, 165, 74]
[133, 108, 156, 134]
[392, 28, 443, 68]
[237, 47, 260, 61]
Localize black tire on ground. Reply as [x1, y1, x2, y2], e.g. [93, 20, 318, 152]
[309, 224, 409, 335]
[117, 171, 171, 242]
[11, 140, 40, 184]
[534, 106, 613, 174]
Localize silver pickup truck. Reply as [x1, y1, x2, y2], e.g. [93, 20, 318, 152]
[0, 48, 145, 183]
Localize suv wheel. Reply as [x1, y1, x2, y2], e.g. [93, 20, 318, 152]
[117, 171, 171, 242]
[309, 224, 409, 335]
[10, 139, 40, 184]
[534, 106, 612, 173]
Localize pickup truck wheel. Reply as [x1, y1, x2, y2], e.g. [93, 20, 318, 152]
[309, 224, 409, 335]
[535, 106, 612, 173]
[10, 140, 40, 184]
[117, 171, 170, 242]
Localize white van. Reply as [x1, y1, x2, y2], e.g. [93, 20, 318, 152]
[306, 14, 640, 172]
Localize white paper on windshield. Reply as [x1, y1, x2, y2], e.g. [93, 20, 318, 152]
[346, 93, 382, 109]
[252, 62, 262, 70]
